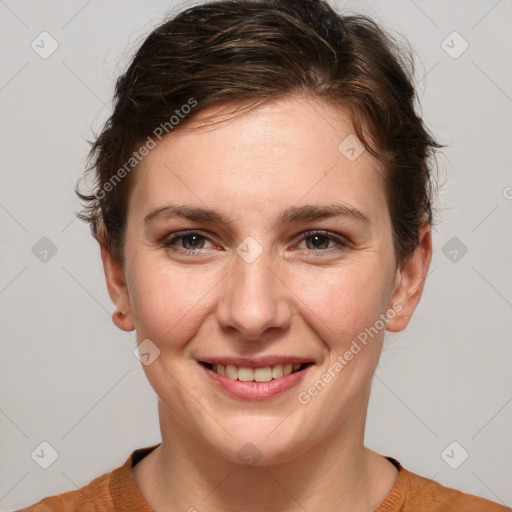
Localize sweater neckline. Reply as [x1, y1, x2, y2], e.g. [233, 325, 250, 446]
[110, 444, 407, 511]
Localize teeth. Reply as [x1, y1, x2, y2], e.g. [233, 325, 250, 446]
[212, 363, 304, 382]
[271, 364, 283, 379]
[254, 367, 272, 382]
[225, 364, 238, 379]
[238, 367, 254, 382]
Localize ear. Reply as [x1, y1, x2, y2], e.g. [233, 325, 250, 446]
[386, 224, 432, 332]
[98, 222, 135, 332]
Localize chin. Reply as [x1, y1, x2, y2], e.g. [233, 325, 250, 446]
[202, 416, 317, 467]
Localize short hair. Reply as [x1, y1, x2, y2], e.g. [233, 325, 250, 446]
[76, 0, 441, 268]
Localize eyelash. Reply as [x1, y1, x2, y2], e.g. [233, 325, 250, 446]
[162, 230, 350, 256]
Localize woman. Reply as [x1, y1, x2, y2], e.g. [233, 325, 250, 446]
[20, 0, 509, 510]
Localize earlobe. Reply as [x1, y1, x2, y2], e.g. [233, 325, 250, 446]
[98, 223, 135, 332]
[112, 308, 135, 332]
[385, 224, 432, 333]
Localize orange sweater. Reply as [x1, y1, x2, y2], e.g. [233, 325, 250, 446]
[18, 444, 510, 512]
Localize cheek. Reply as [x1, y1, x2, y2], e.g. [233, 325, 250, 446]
[127, 256, 220, 344]
[301, 258, 393, 344]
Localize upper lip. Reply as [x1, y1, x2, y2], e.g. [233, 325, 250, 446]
[198, 356, 314, 368]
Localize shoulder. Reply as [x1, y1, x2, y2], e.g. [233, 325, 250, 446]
[16, 444, 159, 512]
[402, 468, 511, 512]
[15, 471, 112, 512]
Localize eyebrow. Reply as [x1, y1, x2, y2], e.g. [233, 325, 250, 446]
[144, 202, 371, 227]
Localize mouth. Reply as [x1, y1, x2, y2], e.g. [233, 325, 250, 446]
[199, 361, 314, 382]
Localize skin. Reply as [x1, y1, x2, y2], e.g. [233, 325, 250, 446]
[99, 95, 432, 512]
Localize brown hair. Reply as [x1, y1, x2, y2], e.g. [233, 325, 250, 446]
[76, 0, 441, 268]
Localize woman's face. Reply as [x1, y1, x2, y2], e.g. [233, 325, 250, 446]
[102, 95, 429, 464]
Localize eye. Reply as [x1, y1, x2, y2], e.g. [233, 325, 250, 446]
[297, 230, 349, 253]
[161, 229, 350, 257]
[162, 231, 215, 253]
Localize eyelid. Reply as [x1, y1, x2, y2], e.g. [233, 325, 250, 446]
[162, 229, 217, 249]
[295, 230, 351, 252]
[162, 229, 351, 254]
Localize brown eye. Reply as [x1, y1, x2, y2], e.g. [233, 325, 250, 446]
[163, 231, 214, 253]
[298, 231, 349, 253]
[304, 233, 331, 250]
[178, 233, 206, 250]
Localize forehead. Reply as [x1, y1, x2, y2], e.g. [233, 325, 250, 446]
[129, 96, 388, 225]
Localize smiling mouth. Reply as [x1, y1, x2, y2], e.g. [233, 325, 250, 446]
[199, 362, 313, 383]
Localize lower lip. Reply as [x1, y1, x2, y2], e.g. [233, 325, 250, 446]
[201, 364, 311, 400]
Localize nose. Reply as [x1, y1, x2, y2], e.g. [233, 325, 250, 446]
[216, 250, 293, 342]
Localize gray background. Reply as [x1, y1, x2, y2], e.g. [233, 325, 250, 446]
[1, 0, 511, 509]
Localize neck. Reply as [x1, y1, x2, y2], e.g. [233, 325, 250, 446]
[133, 398, 398, 512]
